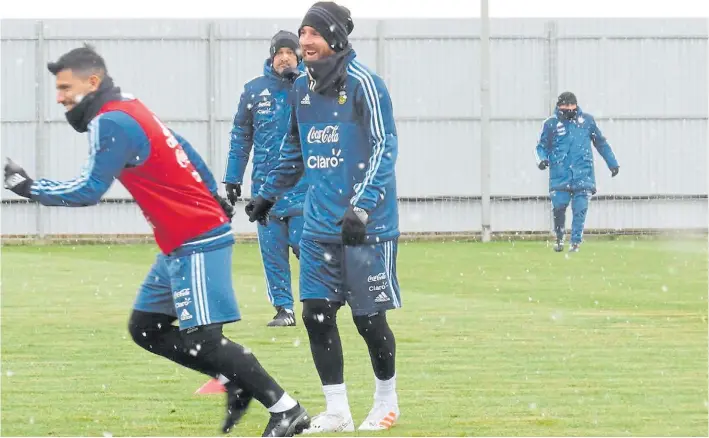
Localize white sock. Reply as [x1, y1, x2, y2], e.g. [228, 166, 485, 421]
[268, 392, 298, 413]
[374, 374, 397, 403]
[217, 374, 230, 384]
[323, 383, 351, 415]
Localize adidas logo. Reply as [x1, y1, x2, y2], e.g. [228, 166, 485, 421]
[259, 88, 271, 96]
[180, 308, 193, 321]
[283, 315, 295, 325]
[301, 94, 311, 105]
[374, 292, 390, 303]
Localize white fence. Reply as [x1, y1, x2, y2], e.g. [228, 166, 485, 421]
[1, 18, 707, 239]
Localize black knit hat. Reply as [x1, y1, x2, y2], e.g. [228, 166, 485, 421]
[270, 30, 301, 62]
[557, 91, 577, 106]
[299, 1, 354, 52]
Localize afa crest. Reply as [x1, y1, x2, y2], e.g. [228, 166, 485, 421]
[338, 90, 347, 105]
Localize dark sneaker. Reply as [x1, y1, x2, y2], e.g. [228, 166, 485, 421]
[262, 403, 310, 437]
[221, 382, 253, 434]
[553, 238, 565, 252]
[267, 307, 296, 327]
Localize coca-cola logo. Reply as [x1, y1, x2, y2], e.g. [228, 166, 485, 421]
[307, 125, 340, 144]
[367, 272, 386, 283]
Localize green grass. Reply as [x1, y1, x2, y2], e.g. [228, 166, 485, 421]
[1, 239, 707, 436]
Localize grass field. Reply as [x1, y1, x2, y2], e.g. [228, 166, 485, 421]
[1, 238, 707, 437]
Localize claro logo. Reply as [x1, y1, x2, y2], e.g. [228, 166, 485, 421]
[307, 148, 344, 169]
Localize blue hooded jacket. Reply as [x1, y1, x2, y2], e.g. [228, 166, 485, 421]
[258, 50, 400, 244]
[223, 59, 307, 217]
[535, 106, 619, 193]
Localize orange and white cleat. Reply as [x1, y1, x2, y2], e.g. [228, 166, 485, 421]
[358, 401, 400, 431]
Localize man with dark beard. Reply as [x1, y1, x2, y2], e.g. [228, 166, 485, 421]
[245, 2, 402, 433]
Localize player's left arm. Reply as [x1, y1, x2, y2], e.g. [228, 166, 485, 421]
[170, 129, 218, 195]
[29, 114, 139, 206]
[590, 116, 619, 171]
[350, 73, 398, 213]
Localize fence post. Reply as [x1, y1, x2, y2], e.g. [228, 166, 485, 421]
[480, 0, 492, 242]
[207, 20, 218, 188]
[35, 20, 46, 240]
[375, 20, 385, 77]
[544, 20, 558, 235]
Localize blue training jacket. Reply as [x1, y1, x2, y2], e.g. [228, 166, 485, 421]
[535, 106, 619, 193]
[223, 59, 307, 218]
[259, 50, 400, 244]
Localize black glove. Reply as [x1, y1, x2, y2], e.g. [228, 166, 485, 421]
[337, 205, 368, 246]
[225, 183, 241, 206]
[282, 67, 301, 82]
[213, 193, 234, 221]
[610, 167, 619, 177]
[538, 160, 549, 170]
[245, 195, 274, 226]
[4, 158, 33, 199]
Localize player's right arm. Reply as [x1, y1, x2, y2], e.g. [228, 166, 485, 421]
[535, 118, 553, 169]
[258, 97, 304, 202]
[31, 112, 140, 206]
[223, 84, 254, 185]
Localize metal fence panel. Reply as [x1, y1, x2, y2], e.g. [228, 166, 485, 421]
[1, 18, 706, 238]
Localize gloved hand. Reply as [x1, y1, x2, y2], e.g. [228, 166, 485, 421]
[213, 193, 234, 221]
[538, 160, 549, 170]
[4, 158, 33, 199]
[225, 183, 241, 206]
[245, 195, 274, 226]
[610, 167, 619, 177]
[282, 67, 301, 82]
[337, 205, 368, 246]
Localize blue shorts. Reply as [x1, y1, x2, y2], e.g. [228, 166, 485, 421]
[299, 238, 402, 316]
[133, 245, 241, 330]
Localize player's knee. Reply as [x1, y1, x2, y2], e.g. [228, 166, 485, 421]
[128, 309, 174, 349]
[353, 311, 389, 338]
[180, 323, 224, 355]
[302, 299, 340, 332]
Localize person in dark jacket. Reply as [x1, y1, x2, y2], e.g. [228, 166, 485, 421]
[223, 30, 307, 327]
[536, 91, 620, 252]
[245, 2, 402, 433]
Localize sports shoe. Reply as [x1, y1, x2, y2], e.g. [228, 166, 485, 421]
[262, 403, 310, 437]
[302, 411, 354, 434]
[569, 243, 580, 253]
[267, 307, 296, 327]
[553, 238, 564, 252]
[358, 400, 400, 431]
[221, 382, 253, 433]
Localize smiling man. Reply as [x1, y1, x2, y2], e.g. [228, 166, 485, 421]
[3, 44, 310, 437]
[245, 1, 403, 433]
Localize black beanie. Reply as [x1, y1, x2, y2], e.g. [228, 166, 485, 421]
[557, 91, 577, 106]
[299, 1, 354, 52]
[270, 30, 301, 62]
